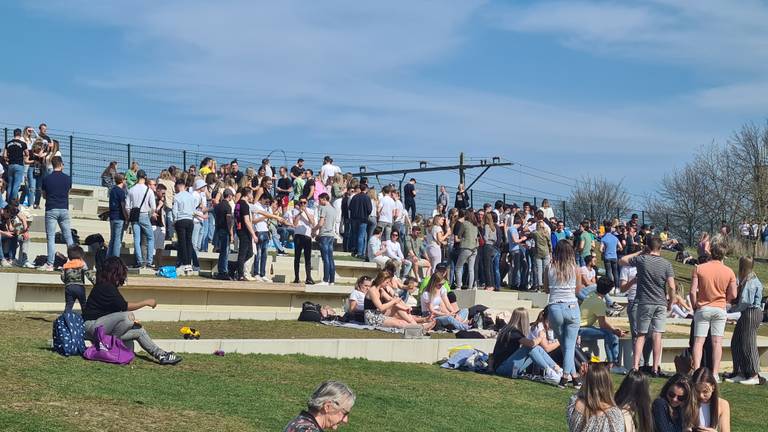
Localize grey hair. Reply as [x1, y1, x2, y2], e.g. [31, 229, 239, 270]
[307, 381, 356, 412]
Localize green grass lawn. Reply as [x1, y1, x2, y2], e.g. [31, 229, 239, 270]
[1, 312, 767, 431]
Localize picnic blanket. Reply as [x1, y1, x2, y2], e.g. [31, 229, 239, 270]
[320, 320, 404, 334]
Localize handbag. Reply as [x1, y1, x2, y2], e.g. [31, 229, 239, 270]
[82, 325, 135, 365]
[129, 186, 150, 223]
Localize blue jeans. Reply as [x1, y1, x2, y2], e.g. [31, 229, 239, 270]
[109, 219, 125, 257]
[269, 225, 286, 253]
[201, 212, 214, 252]
[7, 164, 24, 202]
[577, 285, 614, 306]
[508, 250, 522, 288]
[579, 326, 620, 363]
[496, 345, 558, 377]
[342, 220, 352, 252]
[45, 209, 73, 265]
[576, 254, 586, 267]
[604, 258, 620, 290]
[548, 302, 580, 376]
[353, 220, 368, 257]
[214, 228, 230, 276]
[491, 248, 501, 290]
[132, 213, 155, 266]
[435, 308, 469, 331]
[252, 231, 270, 277]
[192, 221, 203, 252]
[318, 236, 336, 283]
[26, 167, 39, 207]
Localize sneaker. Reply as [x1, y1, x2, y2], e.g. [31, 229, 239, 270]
[725, 375, 745, 384]
[305, 279, 316, 285]
[739, 376, 760, 385]
[243, 274, 257, 281]
[316, 281, 330, 286]
[22, 261, 35, 269]
[571, 377, 582, 390]
[544, 368, 563, 385]
[329, 282, 335, 286]
[176, 266, 187, 275]
[0, 259, 12, 267]
[261, 277, 273, 283]
[158, 351, 182, 366]
[291, 278, 301, 284]
[37, 263, 54, 272]
[192, 266, 201, 272]
[714, 374, 721, 384]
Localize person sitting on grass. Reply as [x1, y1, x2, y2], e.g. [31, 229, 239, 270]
[61, 245, 95, 313]
[578, 276, 626, 369]
[614, 369, 652, 432]
[421, 271, 469, 331]
[566, 362, 625, 432]
[692, 367, 731, 432]
[363, 270, 434, 331]
[653, 374, 696, 432]
[82, 256, 181, 365]
[493, 307, 563, 385]
[284, 381, 355, 432]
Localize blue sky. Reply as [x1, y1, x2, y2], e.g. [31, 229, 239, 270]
[2, 0, 767, 206]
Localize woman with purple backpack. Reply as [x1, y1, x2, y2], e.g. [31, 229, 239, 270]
[82, 256, 181, 365]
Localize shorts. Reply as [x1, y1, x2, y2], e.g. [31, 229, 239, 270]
[636, 304, 667, 335]
[364, 310, 386, 327]
[693, 306, 727, 337]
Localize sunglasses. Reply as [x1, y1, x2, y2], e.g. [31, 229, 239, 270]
[667, 391, 687, 402]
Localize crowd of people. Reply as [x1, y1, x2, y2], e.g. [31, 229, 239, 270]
[3, 125, 766, 431]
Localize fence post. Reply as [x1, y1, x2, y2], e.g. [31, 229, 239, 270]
[3, 128, 7, 144]
[183, 150, 187, 170]
[470, 189, 474, 208]
[503, 193, 506, 205]
[533, 196, 537, 207]
[127, 143, 132, 168]
[562, 200, 567, 222]
[69, 135, 74, 180]
[641, 211, 645, 226]
[616, 207, 620, 219]
[590, 203, 594, 220]
[666, 214, 670, 228]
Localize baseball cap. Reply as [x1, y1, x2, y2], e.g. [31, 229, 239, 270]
[194, 179, 206, 190]
[137, 170, 147, 179]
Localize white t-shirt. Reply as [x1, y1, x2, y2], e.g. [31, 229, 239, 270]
[420, 287, 447, 314]
[580, 266, 596, 284]
[252, 202, 269, 232]
[619, 266, 638, 302]
[320, 164, 341, 185]
[384, 240, 404, 261]
[348, 289, 365, 312]
[427, 225, 442, 247]
[528, 322, 555, 342]
[290, 208, 313, 237]
[395, 200, 406, 223]
[379, 196, 396, 224]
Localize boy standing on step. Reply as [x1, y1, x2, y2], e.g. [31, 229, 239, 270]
[61, 245, 95, 312]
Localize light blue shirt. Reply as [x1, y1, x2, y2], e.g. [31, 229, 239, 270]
[507, 226, 520, 253]
[601, 232, 619, 260]
[731, 276, 764, 313]
[172, 190, 198, 221]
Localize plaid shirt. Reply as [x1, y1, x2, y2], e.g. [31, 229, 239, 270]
[283, 411, 323, 432]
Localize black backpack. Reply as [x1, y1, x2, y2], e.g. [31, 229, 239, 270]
[298, 302, 323, 322]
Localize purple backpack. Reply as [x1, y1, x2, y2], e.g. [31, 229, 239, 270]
[83, 325, 135, 365]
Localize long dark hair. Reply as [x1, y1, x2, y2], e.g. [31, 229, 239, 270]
[658, 374, 696, 431]
[96, 256, 128, 287]
[614, 370, 652, 432]
[691, 367, 720, 428]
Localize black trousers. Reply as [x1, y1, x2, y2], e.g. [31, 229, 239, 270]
[294, 234, 312, 281]
[174, 219, 194, 266]
[237, 230, 253, 278]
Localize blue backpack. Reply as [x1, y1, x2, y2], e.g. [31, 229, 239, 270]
[52, 312, 86, 356]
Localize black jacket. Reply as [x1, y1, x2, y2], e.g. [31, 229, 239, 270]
[348, 193, 372, 221]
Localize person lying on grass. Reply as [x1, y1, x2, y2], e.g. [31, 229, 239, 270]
[82, 256, 181, 365]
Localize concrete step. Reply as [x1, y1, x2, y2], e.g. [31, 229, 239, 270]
[453, 290, 533, 311]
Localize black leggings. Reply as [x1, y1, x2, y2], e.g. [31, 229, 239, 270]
[237, 230, 253, 278]
[294, 234, 312, 281]
[64, 284, 86, 313]
[175, 219, 194, 266]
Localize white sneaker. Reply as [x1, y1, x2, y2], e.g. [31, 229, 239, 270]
[1, 259, 12, 267]
[22, 261, 35, 269]
[176, 266, 187, 275]
[329, 282, 335, 286]
[316, 281, 329, 286]
[544, 368, 563, 385]
[739, 376, 760, 385]
[243, 274, 256, 281]
[37, 263, 54, 272]
[725, 375, 745, 383]
[261, 277, 273, 283]
[714, 374, 721, 384]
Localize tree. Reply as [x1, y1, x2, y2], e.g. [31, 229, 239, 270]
[566, 176, 630, 227]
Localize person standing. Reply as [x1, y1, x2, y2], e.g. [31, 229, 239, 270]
[689, 243, 737, 379]
[348, 184, 372, 259]
[107, 174, 128, 258]
[213, 189, 234, 280]
[290, 197, 315, 284]
[577, 220, 595, 268]
[600, 222, 621, 292]
[726, 257, 764, 385]
[37, 156, 73, 271]
[125, 170, 156, 269]
[377, 186, 397, 242]
[454, 183, 469, 210]
[620, 237, 676, 376]
[403, 178, 417, 221]
[275, 166, 292, 214]
[454, 210, 479, 290]
[316, 193, 338, 286]
[173, 179, 198, 275]
[4, 128, 27, 202]
[437, 185, 448, 210]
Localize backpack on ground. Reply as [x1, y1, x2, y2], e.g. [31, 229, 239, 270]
[156, 266, 177, 279]
[298, 302, 323, 322]
[83, 325, 135, 365]
[52, 312, 86, 357]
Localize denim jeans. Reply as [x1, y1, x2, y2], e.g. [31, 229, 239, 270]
[455, 248, 477, 289]
[577, 285, 614, 306]
[132, 213, 155, 266]
[604, 258, 620, 290]
[109, 219, 125, 257]
[252, 231, 270, 277]
[192, 221, 203, 252]
[342, 219, 353, 252]
[45, 209, 73, 265]
[496, 345, 558, 377]
[26, 166, 39, 207]
[508, 250, 522, 288]
[164, 208, 175, 240]
[579, 326, 620, 363]
[548, 302, 580, 375]
[491, 249, 501, 290]
[269, 224, 286, 253]
[318, 235, 336, 283]
[435, 308, 469, 331]
[277, 226, 294, 245]
[214, 228, 230, 276]
[7, 164, 24, 202]
[201, 212, 214, 252]
[353, 220, 368, 257]
[534, 255, 550, 288]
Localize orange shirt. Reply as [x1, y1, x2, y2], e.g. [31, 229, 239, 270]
[693, 260, 736, 309]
